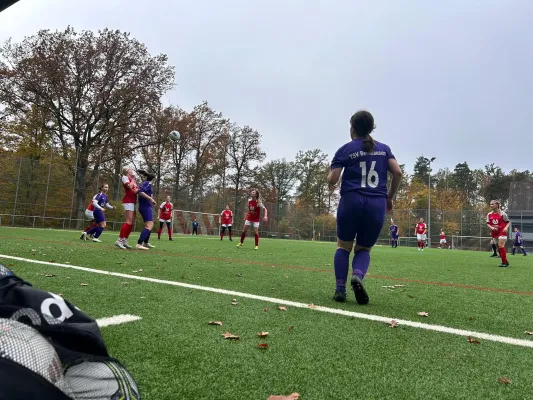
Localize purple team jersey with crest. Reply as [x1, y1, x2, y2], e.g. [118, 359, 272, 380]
[390, 225, 398, 237]
[137, 181, 153, 222]
[94, 193, 108, 208]
[331, 138, 395, 198]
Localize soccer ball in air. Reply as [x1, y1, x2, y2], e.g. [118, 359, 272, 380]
[169, 130, 181, 142]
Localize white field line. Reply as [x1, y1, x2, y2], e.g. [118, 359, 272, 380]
[1, 254, 532, 348]
[96, 314, 142, 328]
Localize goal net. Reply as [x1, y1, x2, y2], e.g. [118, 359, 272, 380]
[451, 235, 492, 251]
[172, 210, 221, 235]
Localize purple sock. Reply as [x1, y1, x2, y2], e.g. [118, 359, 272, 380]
[353, 250, 371, 280]
[144, 231, 152, 244]
[94, 226, 104, 238]
[86, 226, 98, 236]
[138, 228, 150, 244]
[334, 248, 350, 293]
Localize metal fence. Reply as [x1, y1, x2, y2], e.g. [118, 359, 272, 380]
[1, 154, 530, 251]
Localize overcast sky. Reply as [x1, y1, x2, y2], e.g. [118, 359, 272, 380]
[1, 0, 531, 173]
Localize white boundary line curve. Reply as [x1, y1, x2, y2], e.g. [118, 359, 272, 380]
[1, 254, 532, 348]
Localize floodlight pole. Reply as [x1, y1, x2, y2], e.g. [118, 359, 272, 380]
[427, 157, 436, 248]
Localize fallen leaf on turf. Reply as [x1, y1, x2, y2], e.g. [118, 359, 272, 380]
[80, 283, 88, 286]
[264, 308, 269, 312]
[231, 301, 239, 306]
[498, 377, 511, 385]
[257, 343, 269, 349]
[388, 320, 398, 328]
[284, 275, 288, 278]
[324, 263, 331, 266]
[308, 304, 317, 309]
[58, 293, 63, 297]
[267, 393, 300, 400]
[232, 298, 237, 302]
[257, 331, 269, 337]
[49, 260, 56, 263]
[288, 325, 295, 332]
[132, 269, 143, 273]
[417, 312, 429, 317]
[467, 336, 480, 344]
[468, 316, 474, 321]
[394, 284, 405, 287]
[525, 331, 533, 335]
[381, 285, 396, 289]
[407, 295, 415, 299]
[278, 306, 287, 311]
[221, 332, 240, 340]
[208, 321, 223, 326]
[65, 262, 71, 264]
[45, 274, 56, 277]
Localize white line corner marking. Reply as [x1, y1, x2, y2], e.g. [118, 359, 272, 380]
[96, 314, 142, 328]
[2, 254, 533, 349]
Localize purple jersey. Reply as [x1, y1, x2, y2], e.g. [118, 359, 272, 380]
[515, 231, 523, 244]
[331, 138, 395, 197]
[93, 193, 108, 209]
[137, 181, 153, 208]
[390, 225, 398, 236]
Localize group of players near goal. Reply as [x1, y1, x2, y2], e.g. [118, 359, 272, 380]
[80, 167, 269, 250]
[78, 110, 526, 305]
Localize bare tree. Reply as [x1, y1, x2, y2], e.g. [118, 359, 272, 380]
[0, 27, 174, 226]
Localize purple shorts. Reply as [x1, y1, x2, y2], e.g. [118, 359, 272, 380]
[139, 206, 153, 222]
[336, 192, 386, 247]
[93, 209, 105, 224]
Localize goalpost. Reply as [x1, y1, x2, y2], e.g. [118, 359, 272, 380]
[451, 235, 492, 251]
[173, 210, 221, 235]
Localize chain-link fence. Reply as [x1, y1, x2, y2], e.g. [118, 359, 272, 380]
[1, 154, 530, 252]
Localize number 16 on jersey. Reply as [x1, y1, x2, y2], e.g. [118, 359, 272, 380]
[360, 161, 379, 188]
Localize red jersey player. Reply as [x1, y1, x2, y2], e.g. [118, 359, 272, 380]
[439, 229, 450, 249]
[158, 196, 174, 240]
[236, 189, 268, 250]
[115, 167, 138, 249]
[486, 199, 510, 267]
[219, 205, 233, 241]
[415, 218, 427, 251]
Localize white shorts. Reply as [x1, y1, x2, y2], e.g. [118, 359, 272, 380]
[159, 219, 172, 223]
[417, 234, 427, 241]
[498, 236, 507, 240]
[221, 224, 232, 228]
[84, 209, 94, 220]
[122, 203, 135, 212]
[245, 220, 260, 228]
[440, 239, 447, 244]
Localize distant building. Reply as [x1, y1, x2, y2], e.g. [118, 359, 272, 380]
[507, 181, 533, 248]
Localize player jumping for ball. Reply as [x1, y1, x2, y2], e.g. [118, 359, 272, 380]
[486, 199, 510, 267]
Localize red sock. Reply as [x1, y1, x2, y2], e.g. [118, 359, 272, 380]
[126, 223, 134, 238]
[119, 223, 129, 239]
[254, 233, 259, 247]
[220, 232, 224, 239]
[157, 228, 162, 239]
[499, 247, 508, 263]
[84, 225, 91, 232]
[240, 232, 246, 244]
[168, 227, 172, 239]
[417, 241, 420, 248]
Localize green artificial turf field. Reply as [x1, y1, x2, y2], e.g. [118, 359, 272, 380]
[0, 226, 531, 400]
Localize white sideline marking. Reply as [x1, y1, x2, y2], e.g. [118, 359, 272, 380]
[2, 254, 532, 349]
[96, 314, 142, 328]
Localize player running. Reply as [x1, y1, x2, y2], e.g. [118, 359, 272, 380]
[135, 170, 157, 250]
[415, 218, 427, 251]
[327, 110, 402, 304]
[486, 199, 510, 267]
[439, 229, 450, 249]
[236, 189, 268, 250]
[115, 167, 138, 250]
[390, 220, 399, 248]
[157, 196, 173, 241]
[81, 184, 115, 242]
[219, 205, 233, 241]
[512, 227, 527, 256]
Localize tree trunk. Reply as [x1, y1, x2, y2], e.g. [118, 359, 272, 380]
[112, 157, 122, 202]
[74, 151, 89, 229]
